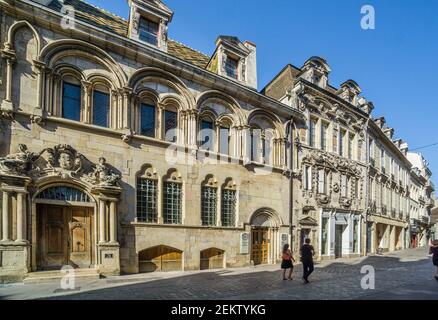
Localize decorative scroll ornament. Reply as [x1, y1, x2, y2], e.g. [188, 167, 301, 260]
[340, 197, 352, 208]
[302, 150, 361, 176]
[0, 144, 121, 187]
[316, 194, 330, 205]
[0, 144, 41, 175]
[0, 109, 14, 121]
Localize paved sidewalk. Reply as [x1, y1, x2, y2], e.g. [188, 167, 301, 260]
[0, 247, 437, 300]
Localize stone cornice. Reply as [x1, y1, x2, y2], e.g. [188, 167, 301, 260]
[294, 78, 369, 120]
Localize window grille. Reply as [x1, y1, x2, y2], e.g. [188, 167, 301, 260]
[201, 187, 217, 226]
[221, 189, 236, 227]
[163, 182, 182, 224]
[37, 186, 91, 203]
[137, 178, 158, 223]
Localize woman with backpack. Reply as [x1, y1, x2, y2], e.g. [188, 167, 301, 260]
[281, 244, 295, 280]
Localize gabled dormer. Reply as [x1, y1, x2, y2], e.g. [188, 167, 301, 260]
[337, 80, 362, 106]
[207, 36, 257, 89]
[127, 0, 173, 52]
[357, 97, 374, 115]
[300, 56, 331, 89]
[374, 116, 386, 129]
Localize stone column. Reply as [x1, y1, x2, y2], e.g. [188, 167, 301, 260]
[109, 201, 117, 244]
[1, 49, 16, 108]
[33, 60, 46, 110]
[157, 104, 164, 140]
[2, 191, 9, 241]
[122, 87, 133, 130]
[99, 199, 107, 243]
[82, 81, 92, 124]
[16, 192, 26, 242]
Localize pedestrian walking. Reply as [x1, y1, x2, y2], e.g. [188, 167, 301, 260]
[281, 244, 295, 280]
[300, 238, 315, 284]
[429, 240, 438, 281]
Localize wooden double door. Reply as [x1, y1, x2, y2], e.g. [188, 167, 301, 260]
[251, 228, 269, 265]
[37, 204, 93, 271]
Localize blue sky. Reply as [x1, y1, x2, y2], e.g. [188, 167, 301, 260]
[86, 0, 438, 186]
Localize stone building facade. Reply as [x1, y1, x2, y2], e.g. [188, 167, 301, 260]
[263, 60, 369, 260]
[0, 0, 304, 282]
[0, 0, 435, 282]
[407, 152, 435, 247]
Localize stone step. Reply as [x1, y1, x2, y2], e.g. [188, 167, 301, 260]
[23, 268, 101, 284]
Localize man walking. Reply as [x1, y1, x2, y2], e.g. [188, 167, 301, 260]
[300, 238, 315, 284]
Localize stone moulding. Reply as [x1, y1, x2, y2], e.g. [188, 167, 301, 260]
[0, 144, 121, 188]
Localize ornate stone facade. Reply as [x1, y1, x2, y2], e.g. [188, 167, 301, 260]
[0, 0, 434, 283]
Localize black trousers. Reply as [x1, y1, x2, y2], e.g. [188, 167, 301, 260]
[302, 261, 314, 280]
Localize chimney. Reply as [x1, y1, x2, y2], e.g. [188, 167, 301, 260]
[243, 41, 257, 89]
[393, 139, 402, 148]
[374, 117, 386, 129]
[400, 142, 409, 155]
[383, 128, 394, 139]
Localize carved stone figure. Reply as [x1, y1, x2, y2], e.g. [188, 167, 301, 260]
[340, 197, 352, 208]
[0, 144, 40, 175]
[90, 157, 121, 187]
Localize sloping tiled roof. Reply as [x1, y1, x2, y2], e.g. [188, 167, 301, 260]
[262, 65, 301, 100]
[47, 0, 210, 68]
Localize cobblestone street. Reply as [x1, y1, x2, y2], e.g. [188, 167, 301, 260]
[0, 248, 437, 300]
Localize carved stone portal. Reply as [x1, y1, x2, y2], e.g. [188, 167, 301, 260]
[0, 144, 121, 187]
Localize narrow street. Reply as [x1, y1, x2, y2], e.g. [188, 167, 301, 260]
[0, 247, 437, 300]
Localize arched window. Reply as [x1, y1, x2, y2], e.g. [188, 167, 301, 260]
[137, 167, 158, 223]
[221, 179, 237, 227]
[163, 107, 178, 143]
[199, 114, 215, 151]
[62, 76, 82, 122]
[140, 99, 156, 138]
[163, 170, 183, 224]
[250, 126, 262, 162]
[201, 176, 218, 226]
[92, 84, 110, 127]
[36, 185, 91, 203]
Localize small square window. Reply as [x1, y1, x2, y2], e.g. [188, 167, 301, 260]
[225, 57, 238, 79]
[139, 18, 159, 46]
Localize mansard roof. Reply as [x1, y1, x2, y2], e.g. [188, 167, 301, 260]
[47, 0, 210, 68]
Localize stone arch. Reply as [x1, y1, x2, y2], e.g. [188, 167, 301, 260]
[250, 208, 283, 227]
[7, 22, 41, 111]
[39, 39, 127, 88]
[31, 177, 97, 204]
[138, 245, 183, 273]
[33, 183, 95, 204]
[248, 109, 285, 139]
[136, 163, 159, 179]
[200, 247, 225, 270]
[196, 90, 246, 127]
[5, 20, 42, 53]
[129, 67, 194, 111]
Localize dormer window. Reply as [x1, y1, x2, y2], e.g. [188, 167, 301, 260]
[127, 0, 173, 52]
[225, 57, 239, 79]
[207, 36, 257, 89]
[139, 18, 159, 46]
